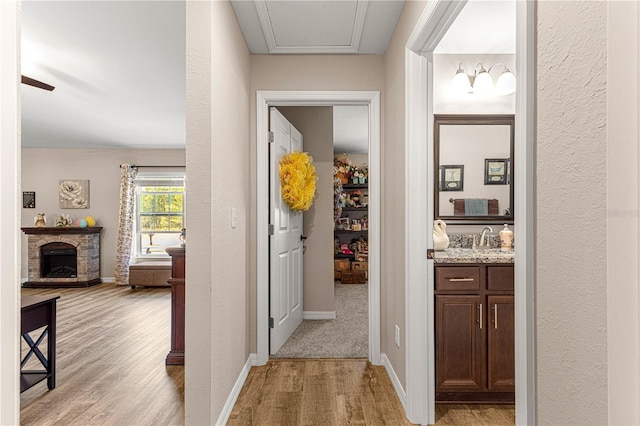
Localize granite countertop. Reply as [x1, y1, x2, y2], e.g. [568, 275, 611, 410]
[433, 247, 515, 264]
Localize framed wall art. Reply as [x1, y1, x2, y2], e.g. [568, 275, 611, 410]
[484, 159, 508, 185]
[439, 165, 464, 191]
[23, 191, 35, 208]
[59, 179, 90, 208]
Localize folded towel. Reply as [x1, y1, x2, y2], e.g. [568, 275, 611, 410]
[465, 198, 488, 216]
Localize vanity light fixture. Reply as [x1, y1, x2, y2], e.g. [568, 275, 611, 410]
[450, 62, 516, 96]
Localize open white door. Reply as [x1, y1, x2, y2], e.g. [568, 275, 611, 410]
[269, 107, 304, 354]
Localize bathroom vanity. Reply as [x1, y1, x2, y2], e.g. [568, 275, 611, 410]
[434, 249, 514, 403]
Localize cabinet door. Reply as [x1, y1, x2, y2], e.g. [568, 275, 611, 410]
[436, 295, 484, 392]
[487, 295, 515, 391]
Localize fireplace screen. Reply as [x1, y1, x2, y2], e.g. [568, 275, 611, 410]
[40, 243, 77, 278]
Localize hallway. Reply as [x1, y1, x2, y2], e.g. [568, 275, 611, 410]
[228, 359, 410, 425]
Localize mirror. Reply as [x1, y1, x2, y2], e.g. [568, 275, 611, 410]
[434, 115, 514, 224]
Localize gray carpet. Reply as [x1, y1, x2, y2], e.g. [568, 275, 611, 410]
[272, 282, 368, 359]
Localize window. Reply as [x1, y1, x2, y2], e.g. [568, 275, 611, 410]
[135, 173, 185, 258]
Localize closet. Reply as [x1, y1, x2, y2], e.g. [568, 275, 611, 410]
[333, 153, 368, 284]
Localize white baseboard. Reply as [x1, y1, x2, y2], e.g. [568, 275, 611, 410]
[303, 311, 336, 320]
[381, 353, 407, 412]
[215, 354, 257, 425]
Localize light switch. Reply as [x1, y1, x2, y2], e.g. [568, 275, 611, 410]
[231, 207, 237, 229]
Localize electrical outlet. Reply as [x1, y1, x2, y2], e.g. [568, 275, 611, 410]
[231, 207, 237, 229]
[395, 325, 400, 347]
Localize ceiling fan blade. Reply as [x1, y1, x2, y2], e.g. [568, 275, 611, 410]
[21, 75, 55, 91]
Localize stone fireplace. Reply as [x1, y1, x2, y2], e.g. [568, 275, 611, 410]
[22, 227, 102, 288]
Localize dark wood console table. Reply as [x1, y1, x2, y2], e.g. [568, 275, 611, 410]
[166, 247, 185, 365]
[21, 295, 60, 393]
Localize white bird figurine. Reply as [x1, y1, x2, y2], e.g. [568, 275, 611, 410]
[433, 220, 450, 251]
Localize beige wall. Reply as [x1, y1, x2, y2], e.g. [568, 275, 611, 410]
[185, 1, 251, 423]
[20, 148, 185, 279]
[382, 0, 428, 390]
[536, 2, 608, 423]
[278, 106, 335, 313]
[249, 54, 385, 351]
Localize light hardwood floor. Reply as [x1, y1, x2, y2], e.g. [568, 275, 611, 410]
[20, 283, 184, 426]
[228, 359, 412, 425]
[229, 359, 514, 426]
[19, 283, 513, 426]
[435, 404, 514, 425]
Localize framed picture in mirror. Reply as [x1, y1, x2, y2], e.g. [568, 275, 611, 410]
[440, 165, 464, 191]
[484, 159, 508, 185]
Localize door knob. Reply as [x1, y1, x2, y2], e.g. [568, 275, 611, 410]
[300, 235, 307, 241]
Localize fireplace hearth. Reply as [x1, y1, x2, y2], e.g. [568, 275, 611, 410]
[22, 227, 102, 288]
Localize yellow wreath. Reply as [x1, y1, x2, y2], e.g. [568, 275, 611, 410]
[279, 151, 317, 212]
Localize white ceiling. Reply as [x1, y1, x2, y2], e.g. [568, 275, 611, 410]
[436, 0, 516, 54]
[21, 1, 185, 149]
[20, 0, 513, 150]
[333, 106, 369, 154]
[231, 0, 405, 54]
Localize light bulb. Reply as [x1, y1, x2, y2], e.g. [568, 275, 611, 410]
[451, 72, 472, 95]
[496, 69, 516, 96]
[473, 66, 493, 97]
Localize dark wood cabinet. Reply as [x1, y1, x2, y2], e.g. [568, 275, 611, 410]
[166, 247, 185, 365]
[436, 295, 484, 392]
[487, 295, 515, 391]
[435, 263, 514, 403]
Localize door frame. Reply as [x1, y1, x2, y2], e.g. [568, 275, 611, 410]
[256, 91, 381, 366]
[403, 1, 536, 424]
[0, 1, 21, 423]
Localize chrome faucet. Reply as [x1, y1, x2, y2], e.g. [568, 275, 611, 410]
[479, 226, 493, 247]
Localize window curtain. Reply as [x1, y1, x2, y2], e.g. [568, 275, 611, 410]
[114, 164, 138, 285]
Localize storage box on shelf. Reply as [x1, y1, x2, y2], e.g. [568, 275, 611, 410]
[351, 261, 368, 279]
[334, 258, 351, 280]
[340, 269, 367, 284]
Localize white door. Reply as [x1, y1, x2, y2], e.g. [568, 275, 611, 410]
[269, 107, 304, 354]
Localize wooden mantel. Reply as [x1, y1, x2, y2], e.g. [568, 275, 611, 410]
[165, 246, 185, 365]
[22, 226, 103, 234]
